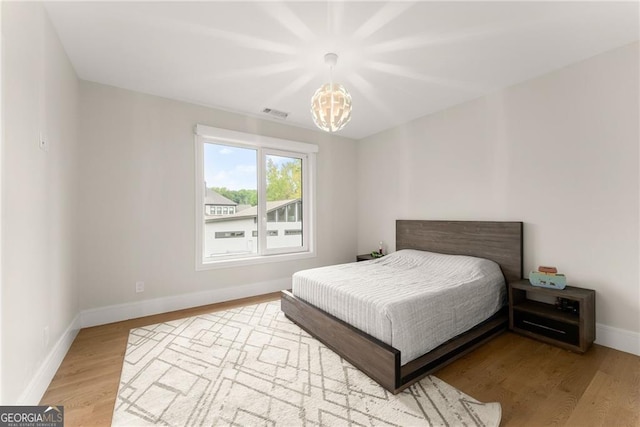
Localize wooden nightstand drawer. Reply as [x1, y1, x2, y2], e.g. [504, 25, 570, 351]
[513, 310, 580, 346]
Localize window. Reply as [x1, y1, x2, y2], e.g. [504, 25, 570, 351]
[286, 203, 297, 222]
[252, 230, 278, 237]
[195, 125, 317, 269]
[215, 231, 244, 239]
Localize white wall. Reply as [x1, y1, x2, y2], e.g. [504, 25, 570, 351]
[0, 2, 4, 404]
[357, 43, 639, 340]
[77, 81, 357, 313]
[1, 2, 80, 403]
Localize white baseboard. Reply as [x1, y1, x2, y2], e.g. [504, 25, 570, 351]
[595, 323, 640, 356]
[80, 277, 291, 328]
[17, 314, 81, 405]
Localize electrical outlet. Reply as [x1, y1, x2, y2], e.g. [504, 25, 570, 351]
[135, 281, 145, 293]
[39, 132, 49, 152]
[43, 326, 50, 348]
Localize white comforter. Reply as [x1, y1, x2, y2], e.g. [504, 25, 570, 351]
[292, 249, 506, 365]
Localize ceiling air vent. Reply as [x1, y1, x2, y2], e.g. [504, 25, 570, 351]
[262, 108, 289, 120]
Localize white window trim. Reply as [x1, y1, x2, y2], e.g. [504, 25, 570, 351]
[195, 125, 317, 271]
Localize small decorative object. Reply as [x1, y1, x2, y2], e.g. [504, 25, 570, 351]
[368, 241, 385, 258]
[529, 265, 566, 289]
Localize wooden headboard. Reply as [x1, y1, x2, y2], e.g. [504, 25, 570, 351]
[396, 220, 523, 283]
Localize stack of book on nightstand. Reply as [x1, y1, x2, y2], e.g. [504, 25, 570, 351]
[529, 265, 567, 290]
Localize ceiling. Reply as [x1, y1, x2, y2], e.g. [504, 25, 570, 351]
[44, 1, 639, 140]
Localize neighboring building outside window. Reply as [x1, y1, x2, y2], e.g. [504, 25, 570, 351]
[204, 189, 237, 217]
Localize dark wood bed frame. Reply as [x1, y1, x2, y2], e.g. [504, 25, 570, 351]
[281, 220, 523, 394]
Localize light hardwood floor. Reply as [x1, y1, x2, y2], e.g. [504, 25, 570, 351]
[42, 293, 639, 426]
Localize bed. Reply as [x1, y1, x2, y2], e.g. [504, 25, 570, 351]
[281, 220, 523, 394]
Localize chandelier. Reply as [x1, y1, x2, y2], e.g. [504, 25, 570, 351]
[310, 53, 352, 133]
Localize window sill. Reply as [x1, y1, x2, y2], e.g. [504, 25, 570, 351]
[196, 250, 316, 271]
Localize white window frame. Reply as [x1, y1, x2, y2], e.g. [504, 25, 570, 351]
[195, 124, 317, 270]
[261, 148, 310, 256]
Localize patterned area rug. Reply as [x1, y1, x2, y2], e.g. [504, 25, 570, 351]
[112, 301, 501, 426]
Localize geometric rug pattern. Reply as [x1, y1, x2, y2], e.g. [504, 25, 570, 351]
[112, 301, 501, 426]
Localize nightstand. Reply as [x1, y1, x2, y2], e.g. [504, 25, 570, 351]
[508, 279, 595, 353]
[357, 253, 381, 262]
